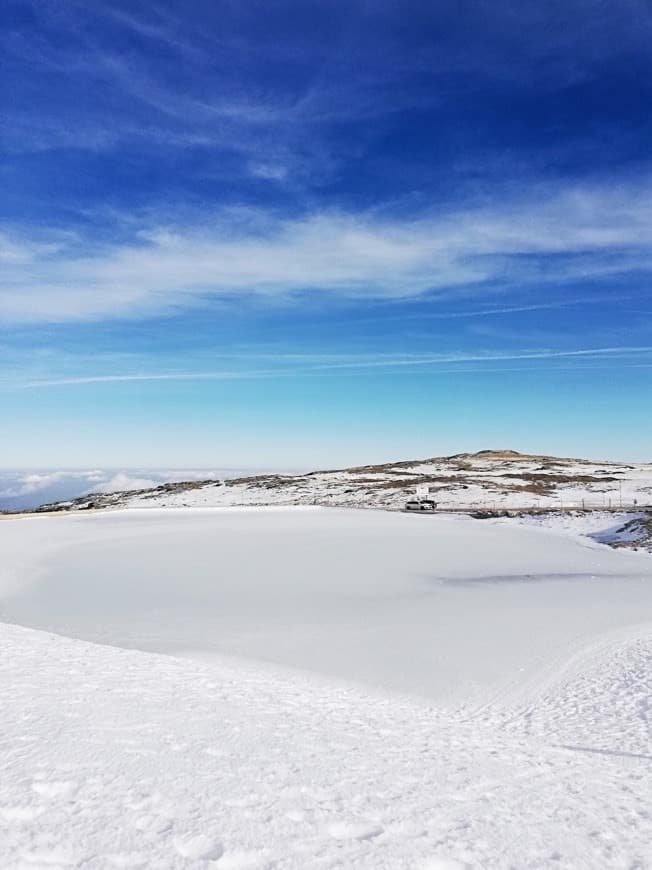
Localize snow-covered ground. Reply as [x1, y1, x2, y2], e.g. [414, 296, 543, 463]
[2, 508, 651, 702]
[496, 510, 652, 553]
[1, 507, 651, 868]
[2, 621, 651, 870]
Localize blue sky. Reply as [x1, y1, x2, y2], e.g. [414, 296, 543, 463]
[2, 0, 651, 468]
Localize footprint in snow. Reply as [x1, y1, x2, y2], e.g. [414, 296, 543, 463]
[134, 813, 173, 833]
[106, 853, 149, 868]
[216, 850, 268, 869]
[326, 821, 384, 841]
[31, 780, 78, 799]
[224, 795, 260, 809]
[421, 859, 470, 870]
[173, 834, 224, 861]
[17, 848, 78, 867]
[0, 804, 43, 822]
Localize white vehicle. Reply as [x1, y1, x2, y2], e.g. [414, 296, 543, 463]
[404, 498, 436, 512]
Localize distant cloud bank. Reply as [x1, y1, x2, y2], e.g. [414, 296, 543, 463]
[0, 469, 257, 512]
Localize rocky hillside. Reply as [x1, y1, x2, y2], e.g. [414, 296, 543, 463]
[30, 449, 652, 515]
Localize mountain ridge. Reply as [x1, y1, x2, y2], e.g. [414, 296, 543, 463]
[15, 449, 651, 518]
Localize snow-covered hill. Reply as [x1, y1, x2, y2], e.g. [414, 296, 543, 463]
[29, 449, 652, 514]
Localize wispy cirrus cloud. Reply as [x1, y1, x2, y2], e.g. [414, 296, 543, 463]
[7, 345, 652, 390]
[2, 180, 651, 323]
[5, 0, 650, 176]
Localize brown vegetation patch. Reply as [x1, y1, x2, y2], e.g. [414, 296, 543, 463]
[500, 472, 618, 485]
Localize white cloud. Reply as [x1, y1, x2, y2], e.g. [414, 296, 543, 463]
[0, 233, 64, 265]
[249, 162, 289, 181]
[0, 470, 103, 498]
[0, 472, 66, 498]
[2, 181, 651, 323]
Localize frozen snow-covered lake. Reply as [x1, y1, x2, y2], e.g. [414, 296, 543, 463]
[2, 506, 651, 868]
[2, 507, 650, 705]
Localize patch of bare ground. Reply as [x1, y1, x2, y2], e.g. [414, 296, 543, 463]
[262, 450, 626, 479]
[370, 475, 474, 491]
[503, 483, 555, 496]
[339, 476, 388, 485]
[501, 472, 619, 485]
[449, 449, 581, 465]
[140, 480, 215, 498]
[316, 459, 423, 475]
[225, 474, 306, 489]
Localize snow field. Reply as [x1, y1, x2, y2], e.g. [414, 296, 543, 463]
[0, 507, 651, 868]
[1, 508, 651, 704]
[1, 621, 650, 870]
